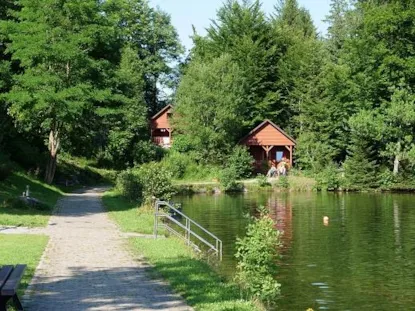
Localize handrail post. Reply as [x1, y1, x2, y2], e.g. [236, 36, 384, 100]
[154, 200, 159, 239]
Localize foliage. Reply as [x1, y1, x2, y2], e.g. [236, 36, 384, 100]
[219, 167, 240, 192]
[116, 169, 143, 201]
[227, 146, 254, 179]
[132, 141, 165, 166]
[315, 162, 340, 191]
[173, 54, 245, 164]
[277, 175, 290, 189]
[162, 151, 192, 179]
[137, 162, 175, 203]
[256, 174, 270, 188]
[342, 142, 378, 190]
[235, 206, 281, 306]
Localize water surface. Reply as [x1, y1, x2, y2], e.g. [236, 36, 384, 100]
[174, 192, 415, 310]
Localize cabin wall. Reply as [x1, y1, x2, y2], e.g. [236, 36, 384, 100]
[151, 109, 172, 129]
[243, 124, 295, 146]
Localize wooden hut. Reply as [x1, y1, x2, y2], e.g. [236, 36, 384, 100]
[150, 104, 173, 148]
[240, 120, 296, 172]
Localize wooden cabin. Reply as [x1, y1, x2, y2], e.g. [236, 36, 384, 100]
[150, 104, 173, 148]
[240, 120, 296, 172]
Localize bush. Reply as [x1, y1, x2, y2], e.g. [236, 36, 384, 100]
[162, 151, 192, 179]
[133, 141, 165, 166]
[256, 174, 270, 187]
[277, 175, 290, 189]
[315, 163, 340, 191]
[116, 169, 143, 201]
[235, 206, 281, 307]
[220, 167, 240, 192]
[227, 146, 254, 179]
[137, 162, 175, 203]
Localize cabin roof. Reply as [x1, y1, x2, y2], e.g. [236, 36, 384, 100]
[151, 104, 173, 120]
[239, 120, 296, 146]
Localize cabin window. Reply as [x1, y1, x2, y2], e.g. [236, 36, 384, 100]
[276, 151, 284, 161]
[167, 112, 172, 119]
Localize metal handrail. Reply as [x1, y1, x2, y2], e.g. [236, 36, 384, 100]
[154, 200, 223, 261]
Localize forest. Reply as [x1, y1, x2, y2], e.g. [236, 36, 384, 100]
[1, 0, 414, 190]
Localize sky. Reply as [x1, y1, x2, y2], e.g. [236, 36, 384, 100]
[149, 0, 332, 53]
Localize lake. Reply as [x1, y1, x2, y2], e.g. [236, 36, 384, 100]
[174, 192, 415, 310]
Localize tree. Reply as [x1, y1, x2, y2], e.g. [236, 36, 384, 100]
[4, 0, 111, 183]
[192, 0, 279, 129]
[104, 0, 183, 115]
[173, 54, 245, 163]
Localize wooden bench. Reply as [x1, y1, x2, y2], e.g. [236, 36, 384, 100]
[0, 265, 26, 311]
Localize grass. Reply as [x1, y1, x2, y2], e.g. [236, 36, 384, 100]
[102, 190, 154, 234]
[0, 234, 49, 296]
[0, 171, 65, 227]
[129, 237, 259, 311]
[103, 189, 259, 310]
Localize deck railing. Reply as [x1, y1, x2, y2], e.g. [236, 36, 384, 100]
[154, 200, 223, 261]
[152, 136, 171, 147]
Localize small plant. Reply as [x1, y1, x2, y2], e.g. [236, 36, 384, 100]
[256, 174, 270, 187]
[235, 206, 282, 307]
[278, 175, 289, 189]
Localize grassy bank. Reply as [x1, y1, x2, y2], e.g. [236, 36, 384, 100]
[174, 175, 316, 194]
[102, 190, 259, 310]
[102, 190, 154, 234]
[0, 172, 65, 227]
[0, 234, 49, 295]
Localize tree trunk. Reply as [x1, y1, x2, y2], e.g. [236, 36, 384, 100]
[393, 154, 400, 176]
[44, 128, 60, 184]
[393, 141, 401, 176]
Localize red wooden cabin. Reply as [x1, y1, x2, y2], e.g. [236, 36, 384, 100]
[150, 104, 173, 148]
[240, 120, 296, 172]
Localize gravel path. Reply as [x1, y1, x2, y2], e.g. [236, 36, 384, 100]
[24, 187, 191, 311]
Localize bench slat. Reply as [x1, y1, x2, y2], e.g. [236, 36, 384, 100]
[1, 265, 26, 296]
[0, 266, 13, 290]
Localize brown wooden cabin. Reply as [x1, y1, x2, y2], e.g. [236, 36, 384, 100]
[239, 120, 296, 173]
[150, 104, 173, 148]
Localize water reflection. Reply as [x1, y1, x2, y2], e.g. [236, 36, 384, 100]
[175, 192, 415, 310]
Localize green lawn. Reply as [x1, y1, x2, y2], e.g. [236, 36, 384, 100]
[0, 234, 49, 296]
[129, 238, 258, 311]
[0, 172, 65, 227]
[102, 190, 154, 234]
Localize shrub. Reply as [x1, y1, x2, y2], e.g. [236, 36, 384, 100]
[227, 146, 254, 179]
[116, 169, 142, 201]
[219, 167, 240, 192]
[133, 141, 165, 166]
[170, 134, 194, 153]
[256, 174, 270, 187]
[277, 175, 290, 189]
[315, 163, 340, 191]
[162, 151, 192, 179]
[137, 162, 175, 203]
[235, 206, 281, 307]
